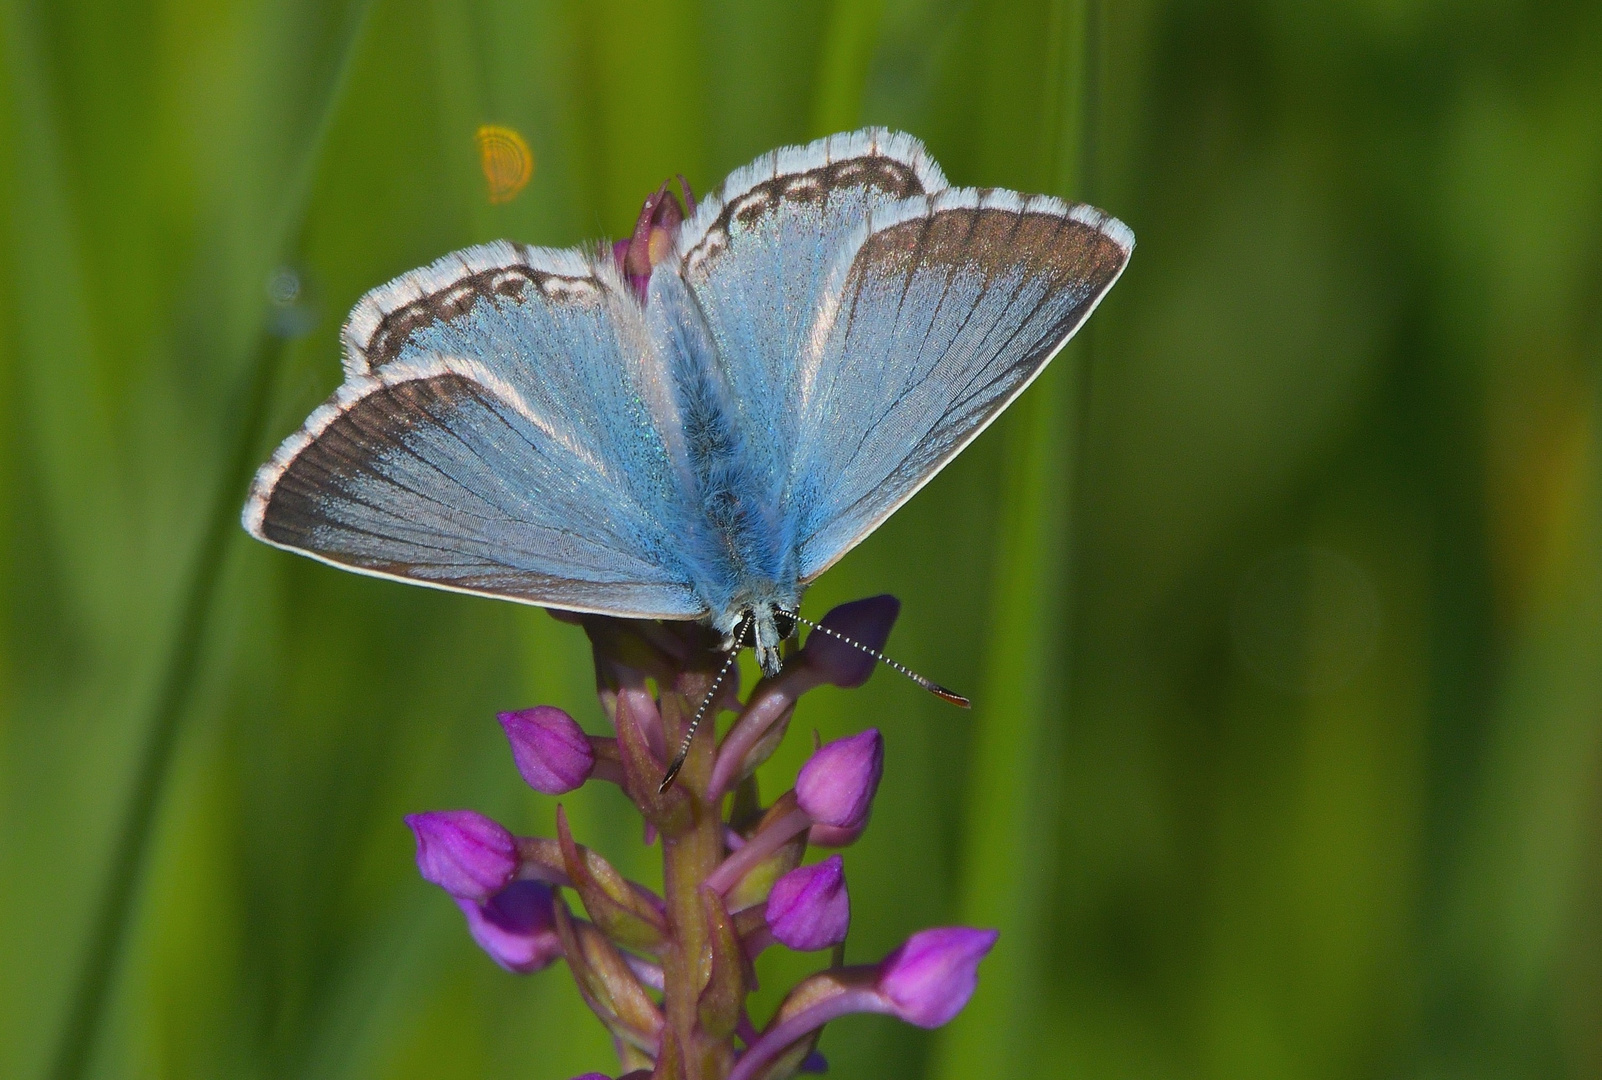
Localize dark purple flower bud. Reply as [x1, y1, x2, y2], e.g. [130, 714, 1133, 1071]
[795, 729, 884, 832]
[499, 706, 595, 794]
[612, 180, 690, 302]
[766, 855, 850, 951]
[800, 595, 900, 688]
[457, 880, 563, 973]
[405, 810, 516, 903]
[876, 927, 999, 1028]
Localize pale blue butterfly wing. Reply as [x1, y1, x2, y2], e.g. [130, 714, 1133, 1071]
[243, 241, 708, 618]
[244, 130, 1133, 635]
[783, 188, 1134, 580]
[671, 130, 949, 529]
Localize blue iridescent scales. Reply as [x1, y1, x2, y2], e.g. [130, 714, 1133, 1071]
[242, 128, 1133, 678]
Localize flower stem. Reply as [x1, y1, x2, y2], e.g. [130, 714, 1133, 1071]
[659, 677, 730, 1079]
[703, 806, 811, 895]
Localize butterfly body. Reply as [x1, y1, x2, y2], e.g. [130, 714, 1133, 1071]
[646, 266, 802, 674]
[243, 130, 1132, 675]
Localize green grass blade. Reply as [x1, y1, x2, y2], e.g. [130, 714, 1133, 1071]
[930, 3, 1094, 1077]
[37, 6, 377, 1078]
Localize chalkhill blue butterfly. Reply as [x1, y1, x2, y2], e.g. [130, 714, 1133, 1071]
[243, 128, 1132, 778]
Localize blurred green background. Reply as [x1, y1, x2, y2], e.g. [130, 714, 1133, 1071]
[3, 1, 1600, 1078]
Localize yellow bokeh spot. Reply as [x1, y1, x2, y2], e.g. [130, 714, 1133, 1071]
[475, 124, 534, 204]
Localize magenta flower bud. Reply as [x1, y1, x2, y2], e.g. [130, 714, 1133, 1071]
[405, 810, 516, 903]
[876, 927, 999, 1028]
[499, 706, 595, 794]
[458, 880, 563, 973]
[796, 729, 884, 832]
[612, 179, 691, 301]
[800, 595, 900, 688]
[766, 855, 850, 951]
[730, 925, 995, 1080]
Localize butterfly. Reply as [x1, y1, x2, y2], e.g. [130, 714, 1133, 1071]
[242, 128, 1132, 682]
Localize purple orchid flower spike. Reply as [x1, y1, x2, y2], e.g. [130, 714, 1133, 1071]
[406, 810, 517, 903]
[500, 706, 596, 794]
[405, 571, 992, 1069]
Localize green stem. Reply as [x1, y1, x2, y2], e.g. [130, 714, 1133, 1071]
[661, 802, 727, 1078]
[659, 676, 732, 1079]
[42, 5, 376, 1078]
[45, 326, 289, 1080]
[933, 2, 1097, 1076]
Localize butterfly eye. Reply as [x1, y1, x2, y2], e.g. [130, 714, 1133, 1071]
[772, 610, 797, 640]
[736, 612, 757, 647]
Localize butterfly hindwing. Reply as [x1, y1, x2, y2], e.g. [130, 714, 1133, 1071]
[786, 188, 1134, 581]
[244, 241, 707, 618]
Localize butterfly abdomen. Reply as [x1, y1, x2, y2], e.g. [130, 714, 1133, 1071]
[649, 266, 797, 621]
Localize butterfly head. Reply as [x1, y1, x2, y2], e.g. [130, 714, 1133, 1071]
[723, 602, 798, 678]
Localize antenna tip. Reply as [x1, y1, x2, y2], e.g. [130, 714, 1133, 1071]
[659, 757, 684, 793]
[931, 685, 972, 708]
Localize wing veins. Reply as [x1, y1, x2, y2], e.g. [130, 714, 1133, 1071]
[797, 210, 1086, 548]
[310, 517, 663, 585]
[818, 209, 1034, 514]
[330, 401, 514, 524]
[285, 388, 663, 571]
[403, 378, 658, 553]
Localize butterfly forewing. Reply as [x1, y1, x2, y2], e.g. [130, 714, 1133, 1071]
[787, 189, 1133, 581]
[244, 241, 707, 619]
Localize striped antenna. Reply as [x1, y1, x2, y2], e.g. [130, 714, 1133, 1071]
[660, 615, 748, 792]
[658, 608, 971, 792]
[787, 611, 971, 708]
